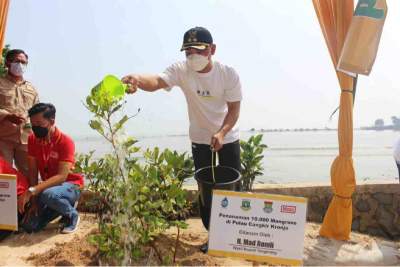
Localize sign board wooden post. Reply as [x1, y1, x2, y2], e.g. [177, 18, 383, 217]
[208, 190, 307, 265]
[0, 174, 18, 231]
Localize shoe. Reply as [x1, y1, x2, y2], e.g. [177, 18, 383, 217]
[59, 216, 69, 225]
[61, 213, 80, 234]
[200, 242, 208, 253]
[57, 216, 69, 231]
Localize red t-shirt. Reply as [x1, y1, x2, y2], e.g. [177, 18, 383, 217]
[0, 157, 29, 196]
[28, 127, 84, 187]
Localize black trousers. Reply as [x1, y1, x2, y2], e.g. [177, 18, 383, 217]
[192, 140, 241, 230]
[397, 162, 400, 182]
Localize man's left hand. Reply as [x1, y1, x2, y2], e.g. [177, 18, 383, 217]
[211, 131, 225, 151]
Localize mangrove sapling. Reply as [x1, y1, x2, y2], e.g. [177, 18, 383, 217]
[77, 85, 193, 265]
[240, 134, 268, 191]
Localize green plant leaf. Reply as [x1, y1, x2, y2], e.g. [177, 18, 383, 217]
[89, 120, 104, 135]
[113, 115, 129, 133]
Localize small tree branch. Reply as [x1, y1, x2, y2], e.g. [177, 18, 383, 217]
[106, 111, 126, 183]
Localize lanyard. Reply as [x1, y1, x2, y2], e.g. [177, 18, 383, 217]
[39, 128, 60, 179]
[41, 141, 54, 179]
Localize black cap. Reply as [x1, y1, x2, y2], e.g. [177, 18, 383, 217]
[180, 27, 213, 51]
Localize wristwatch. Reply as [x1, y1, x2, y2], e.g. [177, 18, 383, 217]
[28, 186, 37, 196]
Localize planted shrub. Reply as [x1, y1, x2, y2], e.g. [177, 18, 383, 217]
[240, 134, 267, 191]
[76, 84, 193, 265]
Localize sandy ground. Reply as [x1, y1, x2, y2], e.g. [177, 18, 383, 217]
[303, 224, 400, 266]
[1, 215, 400, 266]
[0, 213, 97, 266]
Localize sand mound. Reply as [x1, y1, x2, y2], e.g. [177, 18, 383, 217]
[24, 218, 250, 266]
[0, 213, 97, 266]
[26, 229, 98, 266]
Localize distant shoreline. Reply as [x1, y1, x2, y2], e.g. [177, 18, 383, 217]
[248, 127, 400, 133]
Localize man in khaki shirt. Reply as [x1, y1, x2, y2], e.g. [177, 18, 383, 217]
[0, 49, 39, 177]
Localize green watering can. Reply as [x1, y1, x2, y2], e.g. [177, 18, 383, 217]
[92, 75, 127, 100]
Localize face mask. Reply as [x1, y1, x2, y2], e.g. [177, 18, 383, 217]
[186, 54, 209, 72]
[9, 62, 26, 77]
[32, 126, 49, 138]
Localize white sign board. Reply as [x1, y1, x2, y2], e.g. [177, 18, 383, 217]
[208, 190, 307, 266]
[0, 174, 18, 231]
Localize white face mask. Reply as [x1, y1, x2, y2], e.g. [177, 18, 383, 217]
[9, 62, 26, 77]
[186, 54, 209, 72]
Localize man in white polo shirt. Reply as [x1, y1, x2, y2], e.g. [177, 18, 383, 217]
[122, 26, 242, 252]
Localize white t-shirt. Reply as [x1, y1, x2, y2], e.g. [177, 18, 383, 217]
[159, 61, 242, 145]
[393, 137, 400, 163]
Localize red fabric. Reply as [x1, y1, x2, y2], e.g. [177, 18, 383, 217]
[28, 127, 84, 187]
[0, 157, 29, 196]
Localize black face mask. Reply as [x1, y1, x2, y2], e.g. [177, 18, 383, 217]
[32, 126, 49, 138]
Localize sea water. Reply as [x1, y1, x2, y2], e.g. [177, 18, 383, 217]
[75, 130, 399, 185]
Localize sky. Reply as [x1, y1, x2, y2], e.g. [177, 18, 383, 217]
[5, 0, 400, 137]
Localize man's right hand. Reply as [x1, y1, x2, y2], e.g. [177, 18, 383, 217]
[4, 114, 25, 125]
[121, 75, 139, 94]
[22, 198, 39, 223]
[18, 191, 32, 214]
